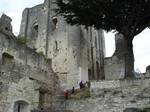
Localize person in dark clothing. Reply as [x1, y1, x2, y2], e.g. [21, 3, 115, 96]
[71, 86, 75, 94]
[79, 80, 84, 89]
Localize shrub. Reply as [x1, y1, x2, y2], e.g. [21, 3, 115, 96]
[17, 36, 28, 44]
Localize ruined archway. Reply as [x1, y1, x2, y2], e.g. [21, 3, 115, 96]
[13, 100, 29, 112]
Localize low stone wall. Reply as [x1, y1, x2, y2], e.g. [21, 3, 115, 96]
[91, 80, 120, 89]
[65, 79, 150, 112]
[104, 56, 125, 80]
[91, 79, 150, 89]
[90, 79, 150, 96]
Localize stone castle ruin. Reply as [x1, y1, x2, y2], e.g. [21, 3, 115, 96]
[0, 14, 60, 112]
[19, 0, 105, 88]
[0, 0, 150, 112]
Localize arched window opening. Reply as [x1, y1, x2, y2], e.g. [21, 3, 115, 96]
[52, 17, 58, 29]
[2, 52, 14, 65]
[5, 27, 9, 31]
[33, 24, 38, 38]
[13, 100, 29, 112]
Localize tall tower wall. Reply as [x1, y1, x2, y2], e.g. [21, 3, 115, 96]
[19, 0, 106, 89]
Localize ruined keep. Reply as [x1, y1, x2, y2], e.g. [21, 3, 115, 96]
[1, 1, 150, 112]
[105, 34, 126, 80]
[19, 0, 105, 88]
[0, 14, 12, 35]
[0, 14, 60, 112]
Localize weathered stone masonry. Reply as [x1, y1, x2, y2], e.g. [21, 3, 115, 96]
[0, 1, 150, 112]
[65, 79, 150, 112]
[0, 14, 60, 112]
[19, 0, 106, 89]
[105, 34, 126, 80]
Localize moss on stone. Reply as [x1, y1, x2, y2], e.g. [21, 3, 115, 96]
[70, 87, 90, 100]
[17, 36, 29, 44]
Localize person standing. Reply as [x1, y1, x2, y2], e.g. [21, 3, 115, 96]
[64, 90, 69, 100]
[71, 86, 75, 94]
[79, 80, 84, 89]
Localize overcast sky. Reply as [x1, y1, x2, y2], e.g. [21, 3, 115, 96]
[1, 0, 150, 73]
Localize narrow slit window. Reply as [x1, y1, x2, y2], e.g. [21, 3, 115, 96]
[33, 24, 38, 38]
[52, 17, 58, 29]
[55, 41, 58, 50]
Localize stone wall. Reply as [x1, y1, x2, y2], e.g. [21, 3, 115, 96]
[0, 14, 13, 35]
[145, 65, 150, 78]
[19, 3, 46, 50]
[65, 79, 150, 112]
[0, 31, 60, 112]
[104, 33, 126, 80]
[104, 56, 125, 80]
[90, 79, 150, 95]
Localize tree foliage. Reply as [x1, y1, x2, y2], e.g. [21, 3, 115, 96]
[55, 0, 150, 39]
[55, 0, 150, 78]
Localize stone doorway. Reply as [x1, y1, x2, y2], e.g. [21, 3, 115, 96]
[13, 100, 29, 112]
